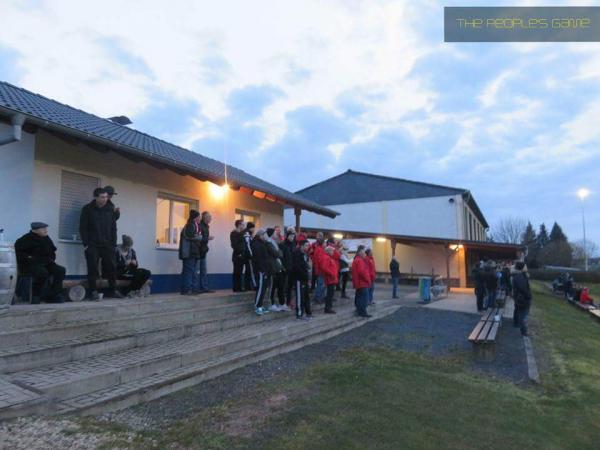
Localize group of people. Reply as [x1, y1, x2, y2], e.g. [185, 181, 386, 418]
[473, 259, 532, 336]
[14, 186, 151, 304]
[229, 223, 379, 319]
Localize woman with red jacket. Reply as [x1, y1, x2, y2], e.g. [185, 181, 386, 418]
[365, 248, 376, 305]
[321, 246, 339, 314]
[352, 245, 372, 318]
[580, 287, 597, 307]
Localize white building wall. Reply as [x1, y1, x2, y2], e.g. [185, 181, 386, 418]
[0, 124, 36, 242]
[285, 195, 463, 240]
[29, 130, 283, 278]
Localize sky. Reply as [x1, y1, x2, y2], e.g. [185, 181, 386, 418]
[0, 0, 598, 248]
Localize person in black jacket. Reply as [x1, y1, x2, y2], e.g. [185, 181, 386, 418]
[104, 185, 120, 221]
[197, 211, 215, 293]
[483, 261, 498, 309]
[389, 256, 400, 299]
[280, 229, 296, 309]
[251, 229, 269, 315]
[79, 187, 123, 300]
[291, 239, 312, 320]
[472, 261, 485, 311]
[230, 220, 246, 292]
[115, 235, 151, 297]
[179, 210, 203, 295]
[242, 222, 256, 291]
[511, 261, 532, 336]
[14, 222, 66, 304]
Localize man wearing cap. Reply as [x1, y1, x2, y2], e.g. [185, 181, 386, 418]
[104, 185, 120, 221]
[80, 187, 123, 300]
[15, 222, 66, 304]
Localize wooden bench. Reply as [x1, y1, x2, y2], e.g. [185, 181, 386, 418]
[468, 307, 504, 361]
[589, 309, 600, 322]
[63, 279, 152, 302]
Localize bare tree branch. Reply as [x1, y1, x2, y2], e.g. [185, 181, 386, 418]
[490, 217, 528, 244]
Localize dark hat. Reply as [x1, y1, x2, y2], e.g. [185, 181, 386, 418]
[104, 185, 117, 196]
[189, 209, 200, 220]
[246, 222, 256, 230]
[31, 222, 49, 230]
[266, 227, 275, 237]
[122, 234, 133, 247]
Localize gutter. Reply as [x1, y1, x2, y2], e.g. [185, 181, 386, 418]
[0, 113, 26, 146]
[0, 105, 338, 218]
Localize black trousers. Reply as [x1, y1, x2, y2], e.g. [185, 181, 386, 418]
[119, 268, 151, 294]
[254, 272, 267, 309]
[85, 245, 116, 291]
[294, 279, 311, 317]
[232, 256, 244, 291]
[30, 262, 65, 300]
[340, 271, 349, 297]
[475, 286, 485, 310]
[325, 284, 335, 312]
[243, 259, 256, 291]
[270, 272, 286, 305]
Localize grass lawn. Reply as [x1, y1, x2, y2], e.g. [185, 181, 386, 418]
[94, 282, 600, 449]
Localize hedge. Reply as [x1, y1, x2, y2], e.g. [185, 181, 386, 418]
[528, 269, 600, 283]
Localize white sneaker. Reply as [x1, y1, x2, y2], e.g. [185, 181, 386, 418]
[255, 307, 264, 316]
[269, 304, 280, 312]
[279, 304, 290, 311]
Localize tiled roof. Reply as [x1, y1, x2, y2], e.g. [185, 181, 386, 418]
[0, 81, 338, 218]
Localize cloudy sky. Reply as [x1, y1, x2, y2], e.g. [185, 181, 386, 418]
[1, 0, 598, 247]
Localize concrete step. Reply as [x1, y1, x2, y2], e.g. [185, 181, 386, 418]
[0, 291, 251, 332]
[61, 302, 400, 416]
[2, 299, 400, 418]
[0, 298, 311, 373]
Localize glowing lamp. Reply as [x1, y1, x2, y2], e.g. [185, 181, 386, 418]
[577, 188, 590, 200]
[209, 183, 228, 199]
[376, 237, 387, 243]
[333, 233, 344, 240]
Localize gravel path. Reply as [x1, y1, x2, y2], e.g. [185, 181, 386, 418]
[100, 306, 529, 430]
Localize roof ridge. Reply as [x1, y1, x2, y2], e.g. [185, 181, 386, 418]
[296, 169, 355, 194]
[343, 169, 467, 192]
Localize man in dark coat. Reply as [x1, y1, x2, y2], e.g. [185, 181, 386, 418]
[511, 262, 532, 336]
[472, 261, 485, 311]
[104, 185, 120, 221]
[79, 187, 123, 300]
[389, 256, 400, 299]
[291, 239, 312, 320]
[15, 222, 66, 304]
[242, 222, 256, 291]
[251, 229, 270, 315]
[483, 261, 498, 309]
[230, 219, 246, 292]
[197, 211, 215, 293]
[280, 229, 296, 308]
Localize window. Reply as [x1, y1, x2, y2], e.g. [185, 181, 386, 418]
[235, 209, 260, 227]
[155, 194, 198, 249]
[59, 171, 99, 241]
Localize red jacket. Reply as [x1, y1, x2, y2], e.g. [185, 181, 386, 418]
[580, 288, 595, 305]
[366, 255, 376, 283]
[311, 243, 325, 276]
[321, 253, 339, 286]
[352, 256, 371, 289]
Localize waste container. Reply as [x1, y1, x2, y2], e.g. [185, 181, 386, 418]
[418, 276, 432, 302]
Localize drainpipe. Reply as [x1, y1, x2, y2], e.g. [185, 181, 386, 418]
[0, 114, 26, 146]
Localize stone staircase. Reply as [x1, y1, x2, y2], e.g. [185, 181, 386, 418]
[0, 288, 401, 419]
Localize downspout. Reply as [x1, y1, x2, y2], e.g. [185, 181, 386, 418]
[0, 113, 26, 146]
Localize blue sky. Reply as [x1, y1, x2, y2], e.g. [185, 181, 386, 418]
[1, 0, 598, 248]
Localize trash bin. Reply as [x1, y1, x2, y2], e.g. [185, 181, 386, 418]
[418, 276, 432, 302]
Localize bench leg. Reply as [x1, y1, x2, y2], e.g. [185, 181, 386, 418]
[473, 343, 496, 362]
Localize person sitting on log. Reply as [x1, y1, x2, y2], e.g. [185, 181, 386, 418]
[14, 222, 67, 304]
[579, 287, 597, 308]
[115, 235, 151, 298]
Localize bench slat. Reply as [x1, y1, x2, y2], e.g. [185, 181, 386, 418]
[468, 321, 487, 341]
[485, 322, 500, 342]
[477, 321, 494, 342]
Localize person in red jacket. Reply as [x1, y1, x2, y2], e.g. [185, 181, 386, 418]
[311, 233, 326, 303]
[352, 245, 372, 318]
[365, 248, 376, 305]
[580, 287, 597, 307]
[321, 246, 339, 314]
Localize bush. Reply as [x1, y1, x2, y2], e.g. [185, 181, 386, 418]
[528, 269, 600, 283]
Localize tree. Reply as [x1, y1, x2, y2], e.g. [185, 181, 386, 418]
[538, 241, 573, 267]
[549, 222, 568, 243]
[572, 240, 599, 269]
[521, 222, 538, 268]
[491, 217, 527, 244]
[536, 223, 549, 249]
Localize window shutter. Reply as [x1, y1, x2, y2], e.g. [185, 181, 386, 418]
[59, 171, 99, 240]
